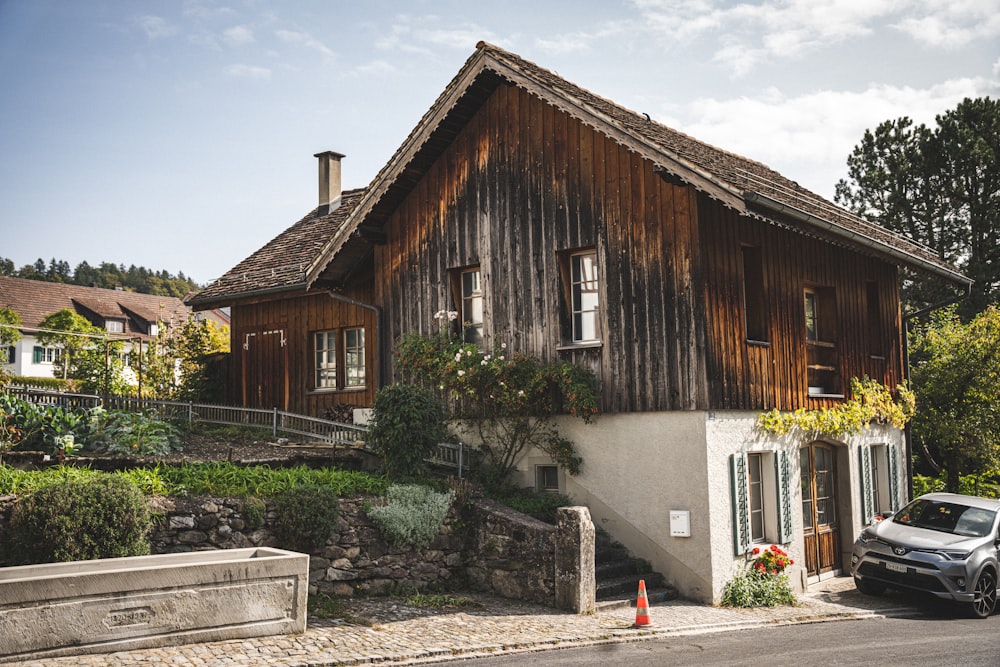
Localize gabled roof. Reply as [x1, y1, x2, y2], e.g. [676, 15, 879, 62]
[0, 275, 189, 339]
[303, 41, 968, 289]
[189, 188, 366, 307]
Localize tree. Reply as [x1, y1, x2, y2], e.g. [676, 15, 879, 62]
[835, 97, 1000, 319]
[394, 320, 598, 489]
[170, 317, 230, 401]
[908, 306, 1000, 492]
[36, 309, 103, 382]
[0, 307, 22, 347]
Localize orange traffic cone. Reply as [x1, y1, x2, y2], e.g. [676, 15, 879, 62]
[633, 579, 651, 627]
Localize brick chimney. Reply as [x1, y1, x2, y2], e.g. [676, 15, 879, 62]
[314, 150, 345, 215]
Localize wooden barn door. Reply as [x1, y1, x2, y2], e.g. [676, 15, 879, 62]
[240, 327, 288, 410]
[800, 442, 840, 576]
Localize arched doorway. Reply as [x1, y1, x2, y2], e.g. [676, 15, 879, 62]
[800, 442, 841, 576]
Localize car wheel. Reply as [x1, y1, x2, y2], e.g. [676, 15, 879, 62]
[854, 576, 886, 596]
[969, 570, 997, 619]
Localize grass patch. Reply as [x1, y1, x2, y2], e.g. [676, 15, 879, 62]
[486, 486, 571, 524]
[398, 590, 483, 610]
[0, 463, 388, 499]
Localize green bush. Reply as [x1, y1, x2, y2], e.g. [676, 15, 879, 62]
[89, 410, 181, 457]
[368, 384, 448, 480]
[4, 474, 152, 565]
[487, 486, 570, 524]
[243, 497, 267, 529]
[272, 485, 340, 552]
[368, 484, 455, 549]
[720, 570, 795, 607]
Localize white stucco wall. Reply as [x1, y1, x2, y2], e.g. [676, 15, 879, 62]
[505, 410, 907, 604]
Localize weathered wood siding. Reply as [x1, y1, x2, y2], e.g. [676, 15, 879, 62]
[699, 203, 903, 410]
[375, 84, 707, 413]
[373, 83, 904, 414]
[229, 287, 377, 415]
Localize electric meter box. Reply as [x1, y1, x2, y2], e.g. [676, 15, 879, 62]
[670, 510, 691, 537]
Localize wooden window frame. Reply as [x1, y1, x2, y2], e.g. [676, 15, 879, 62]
[741, 245, 768, 344]
[804, 285, 841, 397]
[450, 266, 484, 345]
[313, 327, 366, 391]
[731, 450, 792, 555]
[557, 248, 601, 346]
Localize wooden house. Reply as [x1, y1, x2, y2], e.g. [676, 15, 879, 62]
[191, 42, 969, 601]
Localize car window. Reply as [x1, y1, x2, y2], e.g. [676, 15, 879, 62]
[893, 500, 997, 537]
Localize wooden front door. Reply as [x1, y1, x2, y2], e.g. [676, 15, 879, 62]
[800, 442, 841, 576]
[239, 327, 288, 410]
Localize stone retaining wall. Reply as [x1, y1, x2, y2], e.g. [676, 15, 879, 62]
[1, 494, 594, 611]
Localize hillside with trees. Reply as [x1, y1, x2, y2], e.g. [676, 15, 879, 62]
[0, 257, 200, 298]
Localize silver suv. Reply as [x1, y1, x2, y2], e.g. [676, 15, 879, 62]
[851, 492, 1000, 618]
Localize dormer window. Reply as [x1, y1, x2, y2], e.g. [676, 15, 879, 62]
[106, 320, 125, 334]
[148, 323, 159, 337]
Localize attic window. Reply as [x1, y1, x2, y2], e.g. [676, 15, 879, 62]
[105, 320, 125, 334]
[149, 323, 159, 337]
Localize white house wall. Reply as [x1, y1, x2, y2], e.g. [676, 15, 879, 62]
[508, 411, 907, 604]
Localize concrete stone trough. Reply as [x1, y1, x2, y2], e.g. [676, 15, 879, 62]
[0, 547, 308, 662]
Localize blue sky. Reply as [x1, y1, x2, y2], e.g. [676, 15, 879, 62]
[1, 0, 997, 286]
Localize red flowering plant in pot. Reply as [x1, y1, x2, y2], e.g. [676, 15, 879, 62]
[751, 545, 794, 576]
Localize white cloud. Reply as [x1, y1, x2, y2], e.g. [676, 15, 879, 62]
[375, 16, 499, 55]
[225, 64, 271, 80]
[629, 0, 1000, 76]
[892, 0, 1000, 48]
[665, 75, 999, 196]
[224, 26, 255, 46]
[352, 60, 396, 77]
[136, 15, 177, 39]
[276, 29, 336, 59]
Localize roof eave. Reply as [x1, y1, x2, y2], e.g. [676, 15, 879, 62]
[188, 282, 308, 310]
[743, 190, 971, 286]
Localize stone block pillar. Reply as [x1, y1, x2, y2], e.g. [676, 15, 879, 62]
[554, 506, 595, 613]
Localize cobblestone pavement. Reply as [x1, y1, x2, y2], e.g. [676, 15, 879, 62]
[8, 577, 925, 667]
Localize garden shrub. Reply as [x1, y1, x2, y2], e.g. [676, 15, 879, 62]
[88, 410, 181, 457]
[243, 497, 267, 529]
[368, 384, 448, 480]
[4, 474, 152, 565]
[272, 485, 340, 552]
[721, 545, 796, 607]
[368, 484, 455, 549]
[721, 570, 795, 607]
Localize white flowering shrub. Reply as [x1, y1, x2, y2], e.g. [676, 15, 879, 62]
[368, 484, 456, 549]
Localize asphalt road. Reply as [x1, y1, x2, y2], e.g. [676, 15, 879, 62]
[450, 614, 1000, 666]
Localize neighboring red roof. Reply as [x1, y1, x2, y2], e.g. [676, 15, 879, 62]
[0, 275, 189, 339]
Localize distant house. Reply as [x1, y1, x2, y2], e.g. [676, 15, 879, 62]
[191, 42, 969, 602]
[0, 275, 189, 380]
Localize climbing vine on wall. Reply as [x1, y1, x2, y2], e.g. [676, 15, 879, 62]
[757, 377, 915, 438]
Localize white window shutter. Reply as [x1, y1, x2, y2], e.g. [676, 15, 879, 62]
[730, 453, 751, 555]
[888, 444, 900, 511]
[775, 450, 793, 545]
[859, 445, 873, 525]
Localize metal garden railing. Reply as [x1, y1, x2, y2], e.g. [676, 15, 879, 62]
[104, 397, 369, 447]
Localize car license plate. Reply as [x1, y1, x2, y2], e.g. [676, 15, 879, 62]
[885, 561, 907, 573]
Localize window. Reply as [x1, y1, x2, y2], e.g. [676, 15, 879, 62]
[315, 331, 338, 388]
[571, 251, 599, 342]
[866, 282, 884, 358]
[344, 328, 365, 387]
[741, 246, 768, 343]
[859, 444, 899, 524]
[748, 453, 766, 543]
[731, 450, 792, 555]
[105, 320, 125, 334]
[149, 323, 159, 337]
[454, 267, 484, 345]
[4, 346, 14, 365]
[536, 465, 559, 493]
[314, 328, 366, 390]
[559, 248, 600, 344]
[32, 346, 61, 364]
[804, 286, 840, 396]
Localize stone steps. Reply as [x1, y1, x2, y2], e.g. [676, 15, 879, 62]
[594, 533, 676, 611]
